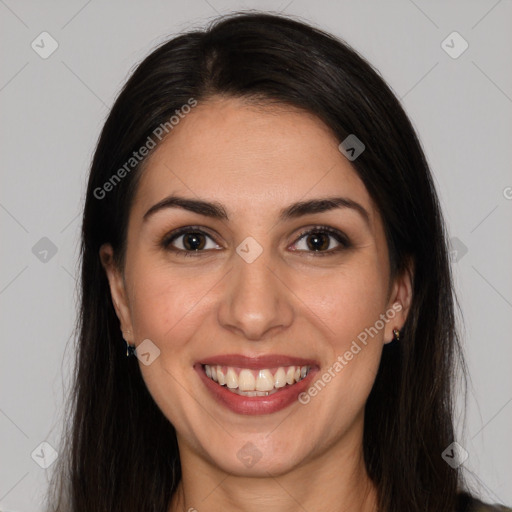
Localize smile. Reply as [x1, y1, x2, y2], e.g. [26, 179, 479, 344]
[195, 355, 319, 415]
[204, 364, 311, 396]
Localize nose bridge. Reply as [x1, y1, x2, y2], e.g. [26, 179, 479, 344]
[217, 243, 293, 340]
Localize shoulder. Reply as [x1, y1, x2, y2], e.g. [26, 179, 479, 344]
[457, 491, 512, 512]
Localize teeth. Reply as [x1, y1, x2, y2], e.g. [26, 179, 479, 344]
[243, 390, 272, 397]
[203, 364, 311, 393]
[238, 369, 255, 391]
[273, 367, 287, 388]
[226, 367, 238, 389]
[286, 366, 295, 385]
[216, 366, 226, 386]
[256, 369, 274, 392]
[227, 388, 277, 397]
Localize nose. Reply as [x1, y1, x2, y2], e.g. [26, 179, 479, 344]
[217, 247, 294, 341]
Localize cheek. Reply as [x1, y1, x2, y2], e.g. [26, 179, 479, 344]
[127, 262, 199, 344]
[126, 257, 223, 362]
[294, 259, 388, 346]
[302, 261, 388, 407]
[292, 257, 388, 409]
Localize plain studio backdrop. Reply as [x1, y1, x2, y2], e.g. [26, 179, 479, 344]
[0, 1, 511, 511]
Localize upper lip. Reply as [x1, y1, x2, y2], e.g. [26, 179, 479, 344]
[197, 354, 319, 369]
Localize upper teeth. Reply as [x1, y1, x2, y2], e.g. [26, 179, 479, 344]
[204, 364, 310, 392]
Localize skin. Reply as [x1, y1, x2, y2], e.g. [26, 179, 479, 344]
[100, 97, 413, 512]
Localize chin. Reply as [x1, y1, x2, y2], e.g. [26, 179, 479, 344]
[204, 435, 309, 477]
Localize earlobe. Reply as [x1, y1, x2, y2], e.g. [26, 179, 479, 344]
[384, 262, 414, 344]
[99, 243, 134, 342]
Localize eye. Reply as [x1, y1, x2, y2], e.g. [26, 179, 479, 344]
[162, 227, 222, 256]
[289, 226, 350, 255]
[161, 225, 350, 257]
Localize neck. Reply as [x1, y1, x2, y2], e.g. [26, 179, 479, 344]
[169, 424, 378, 512]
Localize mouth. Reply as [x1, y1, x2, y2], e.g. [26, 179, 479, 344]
[194, 354, 319, 415]
[203, 364, 311, 396]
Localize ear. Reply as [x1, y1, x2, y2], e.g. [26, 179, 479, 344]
[383, 260, 414, 344]
[99, 243, 134, 343]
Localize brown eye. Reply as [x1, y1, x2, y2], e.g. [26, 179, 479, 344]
[305, 232, 330, 251]
[290, 226, 350, 255]
[162, 227, 222, 256]
[181, 232, 206, 251]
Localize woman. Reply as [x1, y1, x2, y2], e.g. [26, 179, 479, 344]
[45, 12, 511, 512]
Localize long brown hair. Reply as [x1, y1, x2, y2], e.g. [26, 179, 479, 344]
[45, 12, 468, 512]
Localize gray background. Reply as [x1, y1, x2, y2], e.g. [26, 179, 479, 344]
[1, 1, 511, 511]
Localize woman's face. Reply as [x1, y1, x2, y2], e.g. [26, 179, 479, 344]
[102, 97, 411, 477]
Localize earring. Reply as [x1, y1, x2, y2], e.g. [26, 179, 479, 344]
[392, 328, 401, 342]
[122, 330, 135, 357]
[126, 340, 136, 357]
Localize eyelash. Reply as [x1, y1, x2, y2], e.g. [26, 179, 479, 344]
[161, 225, 351, 258]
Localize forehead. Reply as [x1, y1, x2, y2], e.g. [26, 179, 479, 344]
[132, 97, 375, 223]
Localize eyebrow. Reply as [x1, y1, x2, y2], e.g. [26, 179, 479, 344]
[143, 195, 371, 226]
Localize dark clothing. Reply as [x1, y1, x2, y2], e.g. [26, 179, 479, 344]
[457, 492, 512, 512]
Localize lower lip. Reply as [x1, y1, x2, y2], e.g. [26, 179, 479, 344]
[195, 364, 317, 415]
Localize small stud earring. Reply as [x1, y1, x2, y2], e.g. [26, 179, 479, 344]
[122, 330, 135, 357]
[392, 328, 401, 342]
[126, 341, 136, 357]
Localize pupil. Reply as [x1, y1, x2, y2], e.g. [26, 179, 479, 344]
[307, 233, 329, 251]
[183, 233, 205, 251]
